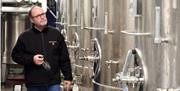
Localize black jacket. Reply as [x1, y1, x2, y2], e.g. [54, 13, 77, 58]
[11, 26, 73, 87]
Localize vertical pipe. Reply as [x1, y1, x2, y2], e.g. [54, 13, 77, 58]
[38, 0, 47, 12]
[140, 0, 156, 90]
[0, 0, 2, 84]
[104, 12, 108, 34]
[154, 7, 161, 44]
[160, 0, 177, 88]
[66, 0, 72, 42]
[83, 0, 91, 49]
[0, 0, 1, 41]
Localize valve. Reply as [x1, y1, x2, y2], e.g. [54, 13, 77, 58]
[112, 48, 145, 90]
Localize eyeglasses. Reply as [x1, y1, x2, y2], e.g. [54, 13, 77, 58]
[32, 13, 46, 18]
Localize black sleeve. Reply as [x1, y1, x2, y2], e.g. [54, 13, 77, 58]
[59, 35, 73, 81]
[11, 35, 34, 66]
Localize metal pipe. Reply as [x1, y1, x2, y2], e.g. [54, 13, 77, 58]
[173, 0, 177, 9]
[38, 0, 47, 12]
[154, 6, 169, 44]
[104, 12, 108, 34]
[2, 0, 47, 13]
[84, 27, 104, 31]
[92, 79, 123, 90]
[2, 0, 20, 3]
[0, 0, 2, 77]
[67, 0, 70, 26]
[154, 6, 161, 44]
[121, 30, 151, 36]
[2, 6, 31, 12]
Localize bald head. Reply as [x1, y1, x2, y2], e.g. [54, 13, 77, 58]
[28, 6, 43, 18]
[28, 5, 47, 31]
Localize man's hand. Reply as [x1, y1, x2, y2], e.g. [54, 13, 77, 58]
[33, 54, 44, 65]
[63, 80, 72, 91]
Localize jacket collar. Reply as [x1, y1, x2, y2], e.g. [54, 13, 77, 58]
[32, 26, 49, 33]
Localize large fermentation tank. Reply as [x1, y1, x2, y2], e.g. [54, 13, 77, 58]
[113, 0, 180, 91]
[1, 12, 30, 82]
[149, 0, 180, 90]
[75, 0, 94, 90]
[79, 0, 135, 91]
[92, 0, 130, 91]
[63, 0, 137, 91]
[58, 0, 83, 90]
[1, 13, 30, 64]
[137, 0, 180, 90]
[58, 0, 180, 91]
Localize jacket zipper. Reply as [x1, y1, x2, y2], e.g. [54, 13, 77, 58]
[41, 32, 51, 71]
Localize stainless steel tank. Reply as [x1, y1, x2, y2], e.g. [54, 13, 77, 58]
[1, 12, 30, 83]
[80, 0, 134, 91]
[69, 0, 136, 91]
[58, 0, 180, 91]
[1, 13, 30, 64]
[113, 0, 180, 91]
[151, 0, 180, 90]
[76, 0, 94, 90]
[135, 0, 180, 90]
[92, 0, 121, 91]
[58, 0, 83, 90]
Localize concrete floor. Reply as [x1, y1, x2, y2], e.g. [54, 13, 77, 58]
[1, 83, 80, 91]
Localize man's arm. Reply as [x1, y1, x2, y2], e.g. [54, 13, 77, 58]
[11, 36, 34, 65]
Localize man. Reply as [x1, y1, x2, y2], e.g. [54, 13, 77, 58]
[11, 5, 73, 91]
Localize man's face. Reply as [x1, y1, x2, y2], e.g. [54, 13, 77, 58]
[30, 6, 47, 27]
